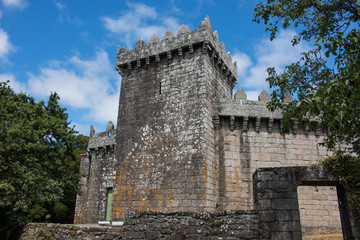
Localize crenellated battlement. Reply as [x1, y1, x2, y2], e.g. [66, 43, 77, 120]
[115, 16, 238, 88]
[214, 88, 324, 136]
[221, 88, 286, 120]
[88, 121, 116, 151]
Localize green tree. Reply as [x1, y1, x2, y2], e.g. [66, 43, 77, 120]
[253, 0, 360, 222]
[0, 81, 87, 239]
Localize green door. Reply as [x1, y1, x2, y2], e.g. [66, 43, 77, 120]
[106, 188, 113, 221]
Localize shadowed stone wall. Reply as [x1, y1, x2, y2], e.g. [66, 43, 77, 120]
[253, 166, 358, 239]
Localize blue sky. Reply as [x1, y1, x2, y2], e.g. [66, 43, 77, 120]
[0, 0, 310, 135]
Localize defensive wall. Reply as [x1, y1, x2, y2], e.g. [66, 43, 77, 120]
[74, 122, 116, 224]
[72, 16, 351, 237]
[25, 166, 359, 239]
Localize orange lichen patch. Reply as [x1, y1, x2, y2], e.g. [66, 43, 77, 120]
[74, 215, 85, 224]
[234, 169, 240, 181]
[141, 200, 149, 208]
[113, 207, 125, 220]
[169, 194, 175, 201]
[127, 188, 133, 200]
[149, 188, 164, 201]
[204, 163, 208, 181]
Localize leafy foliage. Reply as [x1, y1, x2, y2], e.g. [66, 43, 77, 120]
[324, 155, 360, 214]
[0, 81, 88, 239]
[254, 0, 360, 219]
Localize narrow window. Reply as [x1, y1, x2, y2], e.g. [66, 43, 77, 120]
[105, 188, 113, 221]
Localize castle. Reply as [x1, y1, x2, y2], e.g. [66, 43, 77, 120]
[74, 17, 343, 235]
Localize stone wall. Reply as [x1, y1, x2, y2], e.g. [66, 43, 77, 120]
[112, 16, 237, 220]
[25, 166, 360, 239]
[22, 211, 259, 240]
[74, 16, 344, 236]
[214, 97, 341, 234]
[114, 44, 211, 219]
[214, 122, 328, 208]
[74, 122, 116, 224]
[73, 153, 90, 223]
[253, 166, 357, 239]
[298, 186, 341, 234]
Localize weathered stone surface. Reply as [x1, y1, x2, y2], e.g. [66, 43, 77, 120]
[105, 120, 115, 133]
[74, 123, 116, 224]
[116, 17, 237, 87]
[112, 15, 237, 220]
[234, 87, 247, 100]
[74, 16, 346, 237]
[23, 211, 259, 240]
[283, 92, 294, 103]
[253, 166, 357, 239]
[148, 34, 160, 47]
[258, 90, 270, 102]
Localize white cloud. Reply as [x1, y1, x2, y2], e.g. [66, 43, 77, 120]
[0, 0, 26, 8]
[0, 28, 15, 61]
[53, 0, 82, 26]
[102, 2, 180, 48]
[54, 0, 65, 11]
[234, 30, 311, 100]
[71, 121, 93, 136]
[0, 73, 26, 92]
[26, 50, 120, 124]
[0, 73, 14, 82]
[232, 51, 252, 77]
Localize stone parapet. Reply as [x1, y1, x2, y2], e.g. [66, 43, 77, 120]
[88, 121, 116, 150]
[219, 99, 282, 119]
[88, 133, 115, 150]
[216, 89, 325, 136]
[116, 16, 237, 88]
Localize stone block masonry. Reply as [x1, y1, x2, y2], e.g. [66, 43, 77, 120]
[213, 97, 342, 234]
[74, 121, 116, 224]
[112, 16, 236, 220]
[253, 166, 357, 239]
[22, 211, 259, 239]
[73, 16, 345, 237]
[298, 186, 341, 234]
[24, 167, 359, 239]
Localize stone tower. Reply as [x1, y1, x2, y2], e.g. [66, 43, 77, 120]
[74, 17, 343, 235]
[112, 16, 237, 220]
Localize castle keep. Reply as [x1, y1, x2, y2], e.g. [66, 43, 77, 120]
[74, 17, 343, 235]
